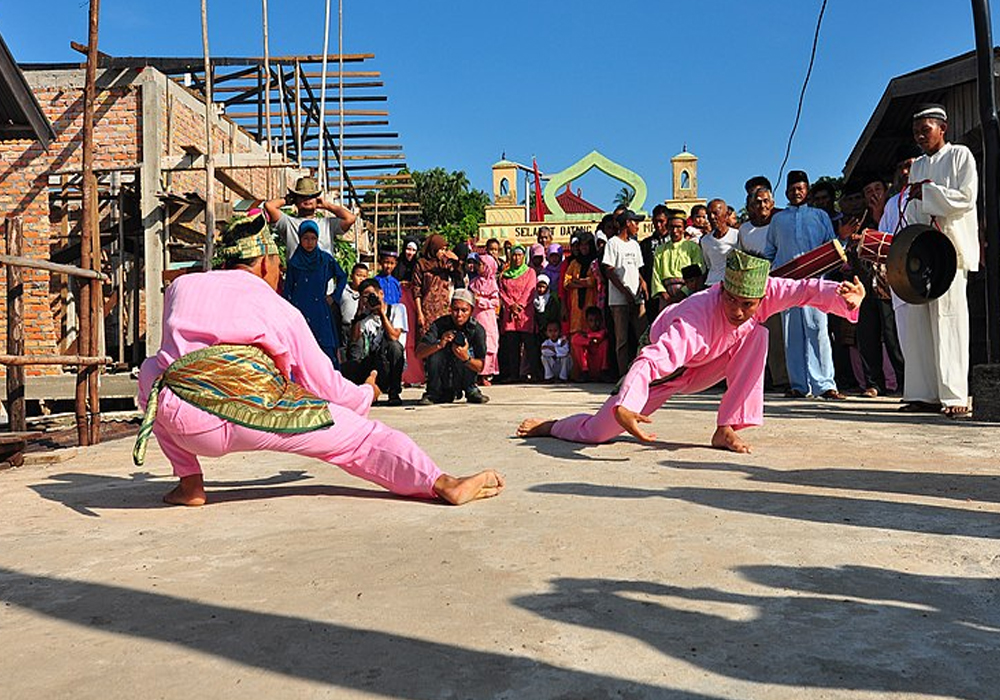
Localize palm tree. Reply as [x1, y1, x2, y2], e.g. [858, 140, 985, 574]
[613, 186, 634, 208]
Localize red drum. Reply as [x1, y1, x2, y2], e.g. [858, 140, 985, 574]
[770, 239, 847, 279]
[857, 229, 894, 265]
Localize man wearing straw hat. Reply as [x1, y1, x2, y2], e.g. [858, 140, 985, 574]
[265, 175, 357, 260]
[518, 250, 865, 453]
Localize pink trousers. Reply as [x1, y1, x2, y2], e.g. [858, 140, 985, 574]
[151, 390, 443, 499]
[551, 325, 768, 444]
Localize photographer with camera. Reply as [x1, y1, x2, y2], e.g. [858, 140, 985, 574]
[415, 289, 490, 405]
[341, 278, 407, 406]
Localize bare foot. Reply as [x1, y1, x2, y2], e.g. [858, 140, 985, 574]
[517, 418, 555, 438]
[711, 425, 751, 454]
[613, 406, 657, 442]
[434, 470, 506, 505]
[163, 474, 206, 506]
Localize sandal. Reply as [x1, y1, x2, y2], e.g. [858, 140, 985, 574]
[898, 401, 942, 413]
[942, 405, 973, 420]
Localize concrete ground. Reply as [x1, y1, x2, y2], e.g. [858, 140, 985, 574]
[1, 383, 998, 700]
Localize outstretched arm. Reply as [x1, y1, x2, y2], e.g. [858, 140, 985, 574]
[756, 276, 863, 324]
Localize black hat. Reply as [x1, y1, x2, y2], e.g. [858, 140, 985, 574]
[358, 278, 382, 295]
[858, 171, 887, 189]
[786, 170, 809, 188]
[744, 175, 773, 193]
[614, 208, 646, 226]
[893, 142, 923, 165]
[681, 263, 704, 279]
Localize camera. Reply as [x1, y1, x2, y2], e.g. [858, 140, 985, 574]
[364, 292, 381, 309]
[450, 330, 467, 347]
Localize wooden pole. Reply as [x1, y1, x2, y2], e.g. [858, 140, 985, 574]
[319, 0, 332, 188]
[262, 0, 273, 198]
[0, 255, 110, 281]
[0, 354, 109, 366]
[294, 59, 302, 161]
[78, 0, 102, 447]
[5, 218, 26, 433]
[201, 0, 216, 270]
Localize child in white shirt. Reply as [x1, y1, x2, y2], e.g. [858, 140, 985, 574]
[540, 320, 570, 382]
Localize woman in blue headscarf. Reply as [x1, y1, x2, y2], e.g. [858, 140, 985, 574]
[283, 219, 347, 367]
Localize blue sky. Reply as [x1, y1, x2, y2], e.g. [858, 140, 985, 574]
[2, 1, 996, 210]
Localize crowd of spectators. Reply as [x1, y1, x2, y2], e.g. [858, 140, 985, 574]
[264, 104, 978, 418]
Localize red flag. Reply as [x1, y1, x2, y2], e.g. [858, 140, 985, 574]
[532, 157, 544, 222]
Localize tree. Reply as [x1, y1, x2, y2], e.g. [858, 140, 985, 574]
[613, 185, 634, 208]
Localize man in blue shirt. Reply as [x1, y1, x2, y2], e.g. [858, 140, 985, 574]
[764, 170, 846, 399]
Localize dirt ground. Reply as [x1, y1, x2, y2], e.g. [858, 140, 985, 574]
[1, 383, 998, 700]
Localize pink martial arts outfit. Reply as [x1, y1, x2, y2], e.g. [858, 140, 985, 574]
[551, 277, 859, 444]
[137, 269, 443, 498]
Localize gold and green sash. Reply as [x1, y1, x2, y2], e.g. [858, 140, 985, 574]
[133, 344, 333, 466]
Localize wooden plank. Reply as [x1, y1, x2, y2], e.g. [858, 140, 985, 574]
[0, 254, 111, 282]
[213, 80, 384, 92]
[5, 218, 26, 433]
[0, 354, 110, 366]
[224, 109, 389, 118]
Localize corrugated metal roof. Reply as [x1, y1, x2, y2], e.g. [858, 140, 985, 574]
[0, 32, 55, 146]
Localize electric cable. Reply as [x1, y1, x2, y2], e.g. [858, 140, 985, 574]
[776, 0, 829, 188]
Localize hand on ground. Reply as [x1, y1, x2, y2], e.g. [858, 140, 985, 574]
[613, 406, 657, 442]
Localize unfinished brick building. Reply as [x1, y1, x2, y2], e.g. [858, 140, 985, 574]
[0, 62, 301, 379]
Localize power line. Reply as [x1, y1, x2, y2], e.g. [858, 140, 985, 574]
[776, 0, 829, 188]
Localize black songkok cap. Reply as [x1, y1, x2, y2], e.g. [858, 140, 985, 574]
[744, 175, 773, 194]
[913, 103, 947, 122]
[786, 170, 809, 188]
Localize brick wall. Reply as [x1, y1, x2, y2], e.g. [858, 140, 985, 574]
[0, 67, 290, 380]
[0, 70, 141, 377]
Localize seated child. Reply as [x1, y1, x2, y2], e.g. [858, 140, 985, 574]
[570, 305, 610, 382]
[681, 263, 706, 297]
[540, 319, 571, 382]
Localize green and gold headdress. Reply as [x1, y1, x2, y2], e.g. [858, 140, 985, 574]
[724, 249, 769, 298]
[216, 214, 279, 265]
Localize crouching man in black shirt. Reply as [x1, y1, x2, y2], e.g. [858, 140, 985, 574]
[415, 289, 490, 405]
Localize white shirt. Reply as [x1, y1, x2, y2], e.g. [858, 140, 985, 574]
[275, 213, 344, 258]
[357, 302, 408, 352]
[340, 287, 360, 338]
[907, 142, 979, 271]
[541, 337, 570, 358]
[601, 235, 643, 306]
[686, 225, 705, 240]
[276, 213, 345, 295]
[700, 227, 740, 285]
[737, 220, 770, 257]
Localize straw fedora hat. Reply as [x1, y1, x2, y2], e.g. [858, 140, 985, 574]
[289, 176, 322, 198]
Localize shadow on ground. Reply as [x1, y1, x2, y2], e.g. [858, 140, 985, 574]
[529, 481, 1000, 539]
[514, 566, 1000, 699]
[0, 566, 721, 700]
[28, 470, 400, 517]
[663, 460, 1000, 504]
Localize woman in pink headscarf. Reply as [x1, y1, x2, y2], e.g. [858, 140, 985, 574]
[469, 253, 501, 384]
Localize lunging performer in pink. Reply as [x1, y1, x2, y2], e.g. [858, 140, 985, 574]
[518, 250, 865, 453]
[134, 215, 504, 507]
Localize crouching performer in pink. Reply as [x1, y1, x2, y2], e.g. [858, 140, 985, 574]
[518, 250, 864, 453]
[134, 215, 504, 507]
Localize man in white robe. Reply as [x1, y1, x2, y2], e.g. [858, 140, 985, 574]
[898, 104, 979, 418]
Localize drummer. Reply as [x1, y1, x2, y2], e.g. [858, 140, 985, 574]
[518, 250, 865, 453]
[764, 170, 846, 400]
